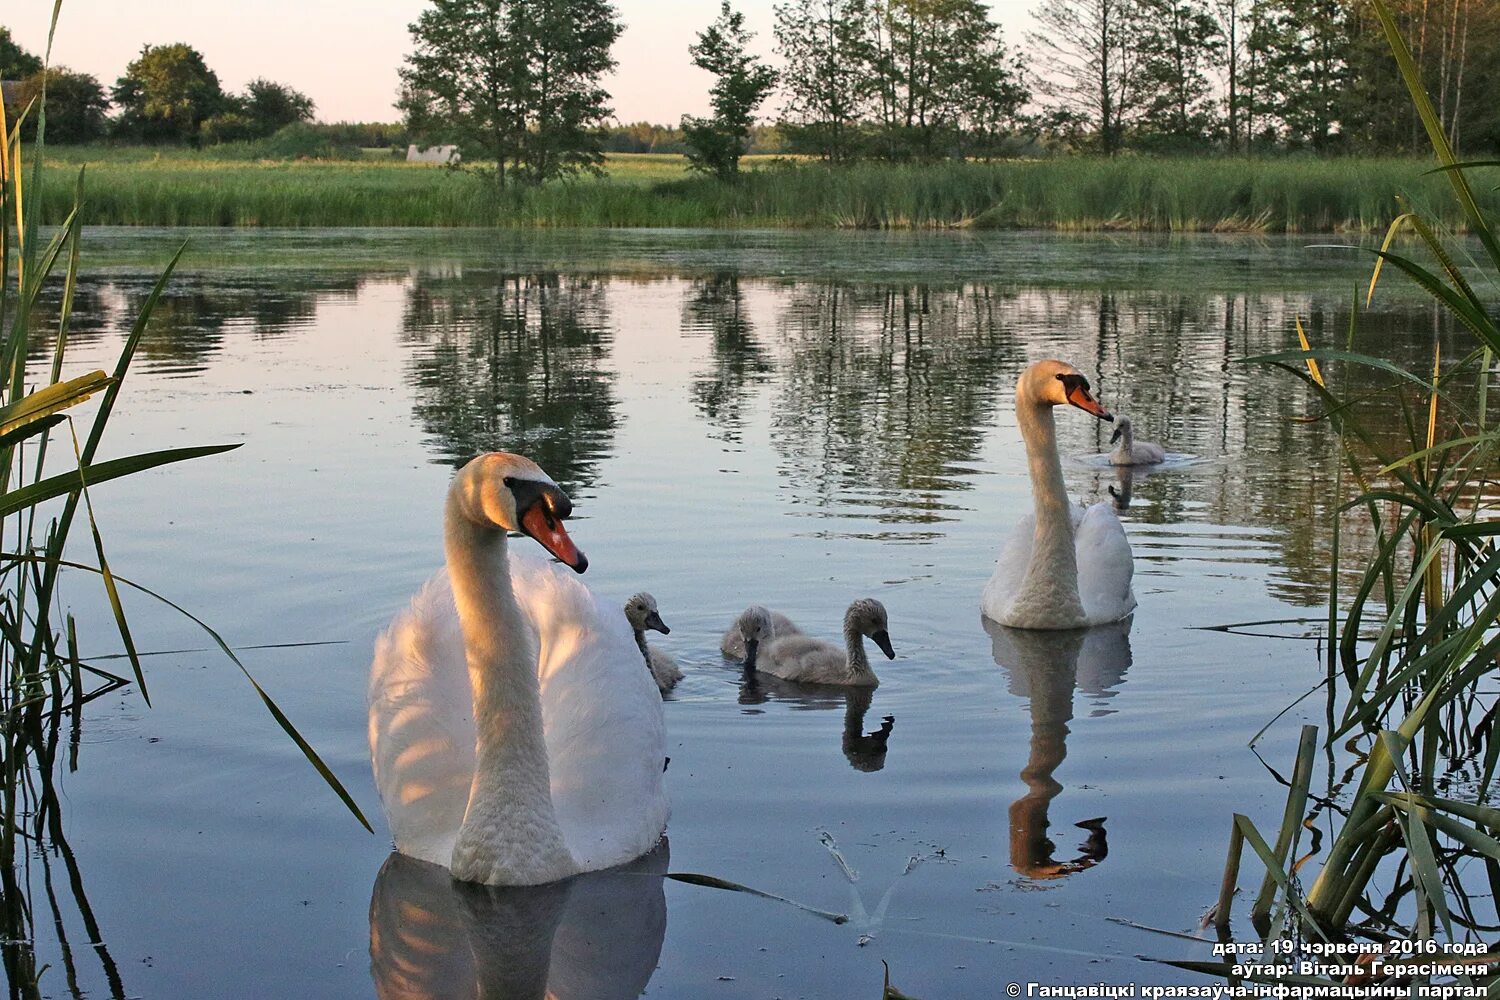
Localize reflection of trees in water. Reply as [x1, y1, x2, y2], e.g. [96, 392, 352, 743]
[682, 273, 771, 443]
[401, 272, 617, 489]
[26, 274, 349, 376]
[768, 282, 1018, 539]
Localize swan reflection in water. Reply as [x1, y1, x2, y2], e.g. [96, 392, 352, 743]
[738, 672, 896, 772]
[369, 842, 668, 1000]
[986, 618, 1132, 880]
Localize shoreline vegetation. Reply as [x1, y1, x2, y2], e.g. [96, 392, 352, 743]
[31, 148, 1498, 232]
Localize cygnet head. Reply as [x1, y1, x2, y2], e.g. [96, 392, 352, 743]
[1109, 415, 1133, 445]
[845, 598, 895, 660]
[624, 592, 669, 634]
[450, 452, 587, 572]
[735, 605, 774, 671]
[1020, 360, 1113, 423]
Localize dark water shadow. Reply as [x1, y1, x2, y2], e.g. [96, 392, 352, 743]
[369, 842, 668, 1000]
[736, 672, 896, 773]
[986, 618, 1132, 881]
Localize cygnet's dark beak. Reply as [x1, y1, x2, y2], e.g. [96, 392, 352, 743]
[743, 637, 760, 672]
[645, 610, 670, 634]
[871, 629, 895, 660]
[1110, 426, 1123, 444]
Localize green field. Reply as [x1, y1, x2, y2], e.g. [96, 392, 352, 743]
[29, 147, 1496, 231]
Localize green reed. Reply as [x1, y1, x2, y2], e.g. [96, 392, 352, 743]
[0, 12, 366, 995]
[1203, 0, 1500, 969]
[26, 149, 1500, 232]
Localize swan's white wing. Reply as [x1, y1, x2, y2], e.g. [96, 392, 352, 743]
[981, 511, 1040, 622]
[510, 549, 670, 872]
[1074, 501, 1136, 625]
[369, 573, 475, 867]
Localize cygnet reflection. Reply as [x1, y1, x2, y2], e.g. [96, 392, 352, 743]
[738, 671, 896, 772]
[369, 841, 668, 1000]
[986, 617, 1132, 880]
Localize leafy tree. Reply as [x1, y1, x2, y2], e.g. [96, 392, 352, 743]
[243, 79, 315, 135]
[112, 43, 225, 143]
[400, 0, 622, 188]
[774, 0, 874, 161]
[0, 26, 42, 80]
[199, 110, 260, 144]
[681, 2, 778, 180]
[867, 0, 1024, 160]
[1028, 0, 1148, 154]
[1249, 0, 1349, 148]
[506, 0, 622, 184]
[957, 30, 1031, 158]
[15, 68, 109, 143]
[1135, 0, 1222, 145]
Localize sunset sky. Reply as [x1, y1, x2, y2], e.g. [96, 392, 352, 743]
[6, 0, 1037, 125]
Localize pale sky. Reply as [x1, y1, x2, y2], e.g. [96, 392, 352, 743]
[6, 1, 1037, 125]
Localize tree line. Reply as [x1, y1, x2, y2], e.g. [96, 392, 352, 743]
[6, 0, 1497, 167]
[0, 29, 313, 145]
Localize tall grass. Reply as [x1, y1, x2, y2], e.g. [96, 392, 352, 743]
[1, 14, 366, 995]
[1203, 0, 1500, 968]
[28, 149, 1500, 231]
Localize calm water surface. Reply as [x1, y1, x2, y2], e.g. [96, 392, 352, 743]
[22, 228, 1462, 999]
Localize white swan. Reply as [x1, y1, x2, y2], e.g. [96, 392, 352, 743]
[982, 360, 1136, 630]
[727, 600, 895, 687]
[368, 453, 669, 885]
[720, 605, 800, 661]
[1108, 416, 1165, 466]
[623, 592, 682, 693]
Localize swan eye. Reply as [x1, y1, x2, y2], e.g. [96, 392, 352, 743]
[503, 476, 517, 488]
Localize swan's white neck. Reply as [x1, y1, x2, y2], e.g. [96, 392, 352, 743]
[444, 486, 573, 884]
[1013, 386, 1085, 625]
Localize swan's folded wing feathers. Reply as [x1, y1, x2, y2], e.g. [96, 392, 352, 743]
[368, 573, 476, 867]
[1075, 501, 1137, 624]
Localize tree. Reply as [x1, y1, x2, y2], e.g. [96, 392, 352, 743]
[400, 0, 622, 190]
[774, 0, 874, 161]
[1250, 0, 1349, 148]
[242, 78, 315, 135]
[112, 43, 225, 143]
[0, 27, 42, 80]
[506, 0, 623, 184]
[867, 0, 1025, 160]
[681, 2, 778, 180]
[15, 68, 109, 143]
[1028, 0, 1147, 154]
[1135, 0, 1222, 146]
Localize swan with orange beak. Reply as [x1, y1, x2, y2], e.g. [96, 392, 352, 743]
[982, 360, 1137, 630]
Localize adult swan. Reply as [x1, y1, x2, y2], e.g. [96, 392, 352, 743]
[982, 360, 1136, 630]
[368, 453, 669, 885]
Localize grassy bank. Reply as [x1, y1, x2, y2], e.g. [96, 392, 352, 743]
[32, 147, 1497, 230]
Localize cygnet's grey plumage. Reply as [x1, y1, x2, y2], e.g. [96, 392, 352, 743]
[1108, 416, 1166, 466]
[731, 598, 895, 687]
[623, 592, 681, 693]
[720, 607, 801, 661]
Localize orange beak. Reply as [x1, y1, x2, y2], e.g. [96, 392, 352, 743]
[1066, 384, 1113, 422]
[521, 502, 587, 573]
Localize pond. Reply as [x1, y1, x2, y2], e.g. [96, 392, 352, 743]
[19, 227, 1460, 998]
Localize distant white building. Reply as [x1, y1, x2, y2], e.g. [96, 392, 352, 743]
[406, 144, 461, 164]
